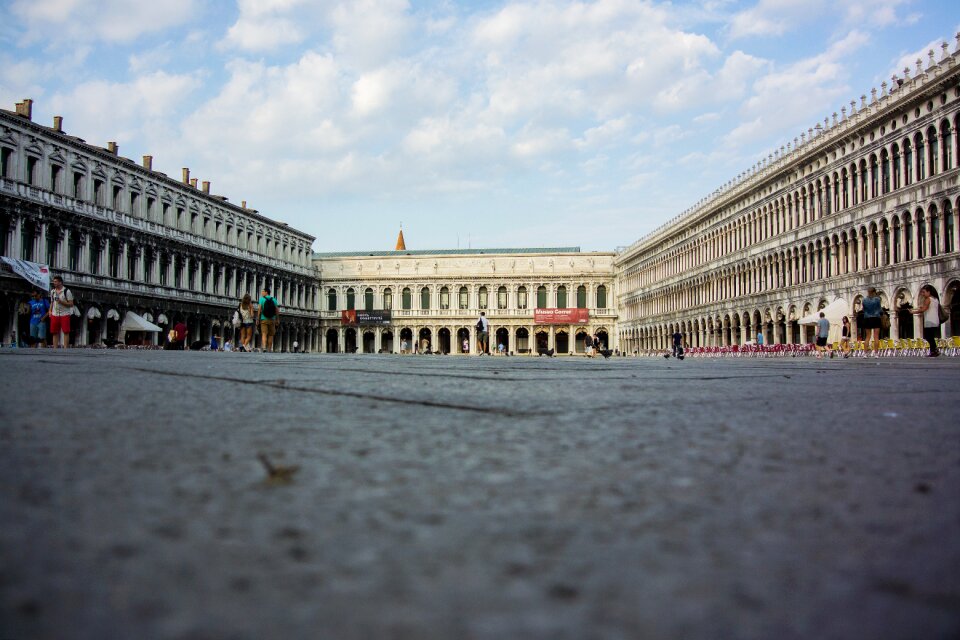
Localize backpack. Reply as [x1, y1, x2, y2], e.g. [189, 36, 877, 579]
[476, 319, 484, 331]
[262, 296, 277, 319]
[938, 301, 949, 325]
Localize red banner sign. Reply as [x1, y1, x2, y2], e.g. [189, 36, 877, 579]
[534, 308, 590, 325]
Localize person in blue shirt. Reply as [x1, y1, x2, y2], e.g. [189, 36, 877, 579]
[861, 287, 883, 355]
[28, 289, 50, 348]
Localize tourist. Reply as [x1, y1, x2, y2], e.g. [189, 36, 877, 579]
[49, 276, 75, 349]
[172, 319, 188, 350]
[584, 333, 594, 357]
[224, 340, 233, 352]
[462, 337, 469, 353]
[911, 285, 942, 357]
[497, 341, 505, 355]
[258, 288, 279, 353]
[756, 330, 763, 345]
[840, 316, 851, 357]
[815, 312, 830, 358]
[476, 311, 489, 355]
[862, 287, 882, 355]
[29, 289, 50, 348]
[237, 293, 256, 352]
[672, 330, 683, 358]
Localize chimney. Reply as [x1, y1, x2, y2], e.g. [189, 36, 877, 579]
[107, 141, 118, 154]
[142, 155, 153, 170]
[15, 99, 33, 120]
[189, 178, 198, 189]
[182, 168, 190, 184]
[53, 116, 63, 132]
[201, 180, 210, 194]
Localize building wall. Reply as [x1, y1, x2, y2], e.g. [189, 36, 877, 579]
[0, 102, 321, 350]
[615, 44, 960, 353]
[314, 251, 617, 354]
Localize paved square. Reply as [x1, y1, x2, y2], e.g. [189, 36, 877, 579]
[1, 350, 959, 639]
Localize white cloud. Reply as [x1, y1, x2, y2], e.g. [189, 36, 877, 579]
[10, 0, 196, 45]
[888, 38, 950, 79]
[728, 0, 912, 39]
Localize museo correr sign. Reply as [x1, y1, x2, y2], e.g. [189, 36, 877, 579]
[533, 308, 590, 325]
[341, 310, 392, 326]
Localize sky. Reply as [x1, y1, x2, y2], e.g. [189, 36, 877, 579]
[1, 1, 957, 253]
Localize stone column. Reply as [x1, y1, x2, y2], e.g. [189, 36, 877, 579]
[338, 327, 345, 353]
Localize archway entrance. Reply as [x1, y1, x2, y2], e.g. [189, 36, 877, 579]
[438, 328, 451, 354]
[457, 328, 470, 353]
[344, 328, 357, 353]
[325, 328, 339, 352]
[381, 330, 393, 353]
[362, 330, 375, 353]
[947, 280, 960, 336]
[596, 330, 608, 350]
[495, 327, 510, 353]
[555, 330, 568, 354]
[418, 328, 432, 353]
[399, 327, 413, 353]
[516, 328, 530, 353]
[535, 330, 548, 352]
[576, 330, 589, 354]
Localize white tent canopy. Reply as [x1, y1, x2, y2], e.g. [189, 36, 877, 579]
[87, 307, 102, 320]
[799, 298, 849, 343]
[120, 311, 162, 333]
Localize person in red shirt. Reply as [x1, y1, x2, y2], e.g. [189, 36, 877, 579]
[172, 321, 188, 351]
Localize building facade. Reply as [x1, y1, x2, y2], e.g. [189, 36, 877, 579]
[313, 246, 617, 354]
[615, 41, 960, 353]
[1, 100, 321, 351]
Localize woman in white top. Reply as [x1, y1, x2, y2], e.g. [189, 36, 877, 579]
[911, 285, 941, 357]
[238, 293, 256, 352]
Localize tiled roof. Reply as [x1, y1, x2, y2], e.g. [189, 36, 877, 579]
[313, 247, 583, 258]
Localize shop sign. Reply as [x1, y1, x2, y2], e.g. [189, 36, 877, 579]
[341, 310, 392, 325]
[533, 308, 589, 324]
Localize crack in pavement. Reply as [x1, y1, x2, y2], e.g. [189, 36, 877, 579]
[120, 366, 552, 417]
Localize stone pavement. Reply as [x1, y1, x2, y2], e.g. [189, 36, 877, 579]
[1, 350, 959, 640]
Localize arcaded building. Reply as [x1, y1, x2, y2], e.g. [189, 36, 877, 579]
[314, 233, 616, 354]
[0, 100, 321, 350]
[615, 41, 960, 353]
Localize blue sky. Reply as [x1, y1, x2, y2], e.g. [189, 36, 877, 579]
[1, 0, 957, 252]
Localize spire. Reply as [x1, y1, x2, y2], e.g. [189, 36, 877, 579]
[395, 226, 406, 251]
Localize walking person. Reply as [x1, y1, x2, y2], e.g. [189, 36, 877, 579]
[911, 285, 942, 357]
[840, 316, 851, 357]
[815, 312, 830, 359]
[49, 276, 75, 349]
[258, 288, 279, 352]
[237, 293, 256, 352]
[476, 311, 489, 355]
[29, 289, 50, 348]
[672, 330, 683, 358]
[862, 287, 883, 355]
[171, 319, 188, 350]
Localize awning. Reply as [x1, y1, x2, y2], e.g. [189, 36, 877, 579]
[120, 311, 162, 333]
[799, 298, 849, 343]
[87, 307, 102, 320]
[143, 312, 154, 323]
[157, 314, 168, 325]
[106, 309, 120, 321]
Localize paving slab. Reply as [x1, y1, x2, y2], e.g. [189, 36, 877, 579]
[1, 350, 959, 640]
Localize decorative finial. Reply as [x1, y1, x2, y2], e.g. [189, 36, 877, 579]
[927, 49, 935, 69]
[880, 81, 887, 97]
[903, 66, 911, 80]
[915, 58, 923, 75]
[841, 107, 846, 120]
[941, 42, 949, 61]
[870, 87, 877, 103]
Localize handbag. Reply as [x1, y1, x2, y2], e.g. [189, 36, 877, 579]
[938, 301, 950, 325]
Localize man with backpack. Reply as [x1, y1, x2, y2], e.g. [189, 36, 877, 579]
[258, 287, 280, 352]
[476, 311, 489, 355]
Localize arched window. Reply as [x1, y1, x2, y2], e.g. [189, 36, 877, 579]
[858, 160, 868, 202]
[364, 287, 374, 311]
[904, 139, 913, 185]
[346, 287, 355, 310]
[556, 285, 567, 308]
[517, 286, 527, 309]
[945, 200, 955, 254]
[478, 286, 488, 309]
[383, 288, 392, 310]
[891, 144, 900, 189]
[942, 121, 953, 171]
[841, 169, 849, 208]
[892, 217, 901, 264]
[497, 286, 507, 309]
[576, 285, 587, 308]
[915, 133, 926, 180]
[916, 210, 926, 259]
[928, 126, 938, 175]
[880, 149, 890, 194]
[596, 285, 607, 309]
[930, 206, 940, 257]
[536, 285, 547, 309]
[439, 286, 450, 309]
[869, 155, 878, 198]
[903, 214, 913, 261]
[458, 286, 468, 309]
[402, 287, 411, 310]
[420, 286, 431, 310]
